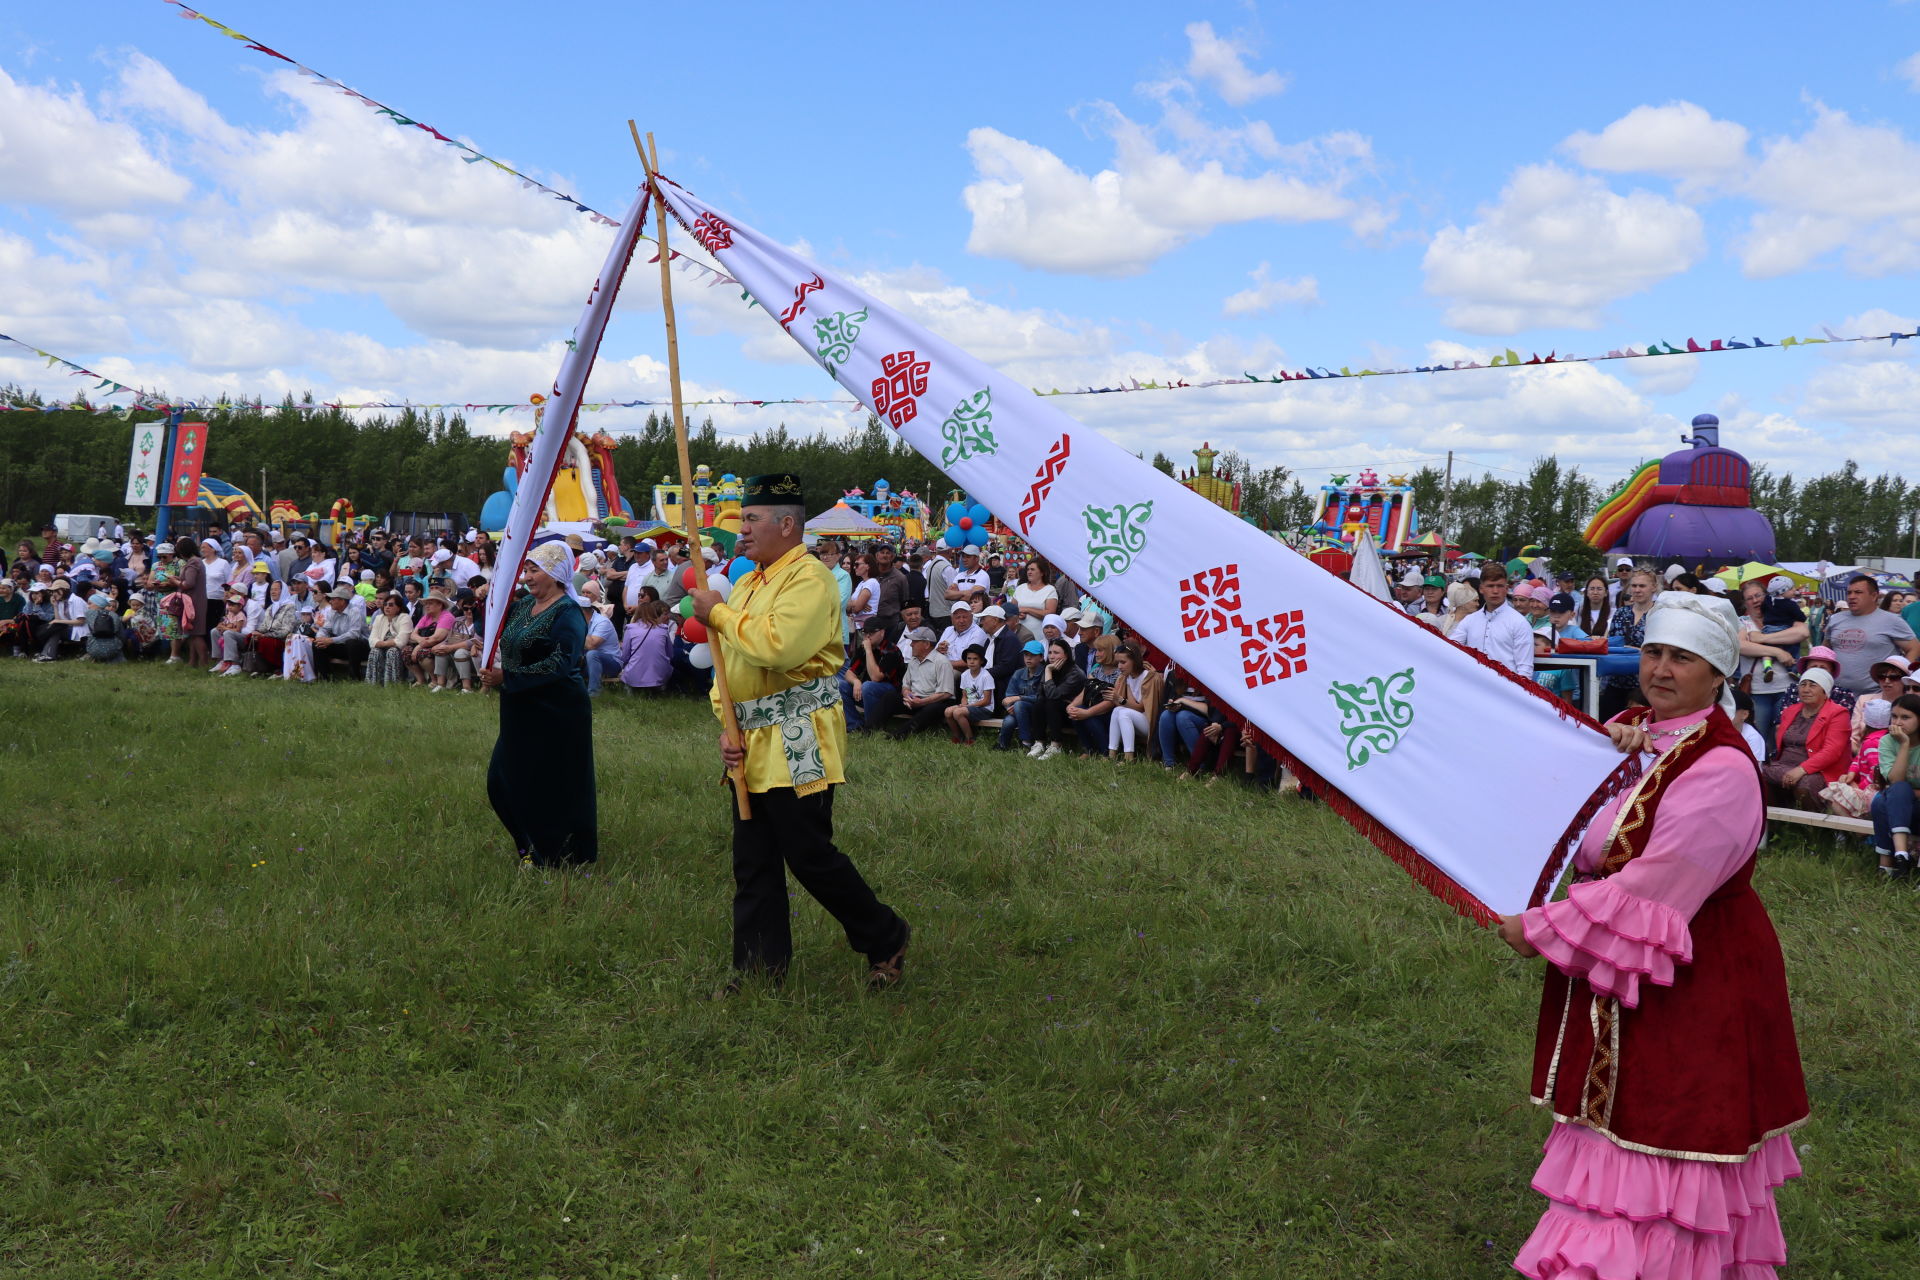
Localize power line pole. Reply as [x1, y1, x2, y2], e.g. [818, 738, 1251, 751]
[1439, 449, 1454, 570]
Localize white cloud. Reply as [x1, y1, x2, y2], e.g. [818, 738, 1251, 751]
[1422, 164, 1704, 333]
[1222, 263, 1319, 316]
[1737, 104, 1920, 277]
[1182, 22, 1287, 105]
[0, 66, 189, 213]
[963, 115, 1368, 276]
[1799, 360, 1920, 425]
[1613, 352, 1700, 396]
[1899, 52, 1920, 91]
[1561, 101, 1750, 183]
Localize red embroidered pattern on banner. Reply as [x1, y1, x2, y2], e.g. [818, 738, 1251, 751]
[691, 212, 734, 253]
[1177, 561, 1308, 687]
[778, 275, 824, 331]
[1178, 564, 1242, 641]
[1018, 434, 1072, 534]
[871, 350, 930, 428]
[1239, 610, 1309, 686]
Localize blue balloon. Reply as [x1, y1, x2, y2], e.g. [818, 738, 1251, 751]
[943, 526, 966, 548]
[727, 555, 755, 583]
[968, 504, 990, 526]
[967, 525, 990, 547]
[945, 500, 968, 524]
[503, 467, 519, 494]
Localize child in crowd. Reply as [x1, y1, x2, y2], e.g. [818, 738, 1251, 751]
[946, 645, 995, 745]
[1870, 694, 1920, 878]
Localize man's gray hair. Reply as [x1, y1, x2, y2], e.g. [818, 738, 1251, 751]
[763, 504, 805, 528]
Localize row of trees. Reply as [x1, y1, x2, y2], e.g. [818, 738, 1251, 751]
[0, 392, 950, 532]
[5, 388, 1913, 565]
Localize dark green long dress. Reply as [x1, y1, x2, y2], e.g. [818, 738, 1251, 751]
[487, 594, 598, 865]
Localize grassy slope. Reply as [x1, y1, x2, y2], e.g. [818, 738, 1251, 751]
[0, 663, 1913, 1278]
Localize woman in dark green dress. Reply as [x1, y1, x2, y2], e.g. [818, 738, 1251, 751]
[480, 541, 597, 865]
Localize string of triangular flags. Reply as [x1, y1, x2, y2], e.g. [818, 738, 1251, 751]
[6, 323, 1918, 419]
[157, 0, 742, 299]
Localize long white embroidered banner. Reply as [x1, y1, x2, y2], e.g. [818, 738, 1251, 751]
[652, 177, 1628, 919]
[482, 184, 652, 666]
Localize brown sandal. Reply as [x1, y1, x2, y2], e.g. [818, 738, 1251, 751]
[865, 923, 911, 991]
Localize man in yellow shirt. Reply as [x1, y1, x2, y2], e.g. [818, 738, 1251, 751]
[690, 474, 910, 992]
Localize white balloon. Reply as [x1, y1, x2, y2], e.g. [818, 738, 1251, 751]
[707, 572, 731, 594]
[688, 642, 714, 670]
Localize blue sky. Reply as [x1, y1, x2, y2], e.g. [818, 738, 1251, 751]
[4, 0, 1919, 491]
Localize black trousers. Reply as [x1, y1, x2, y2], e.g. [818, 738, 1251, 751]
[731, 785, 905, 973]
[887, 696, 952, 739]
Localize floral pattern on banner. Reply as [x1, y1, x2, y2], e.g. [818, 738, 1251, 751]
[939, 388, 997, 468]
[1082, 501, 1152, 586]
[1328, 668, 1416, 770]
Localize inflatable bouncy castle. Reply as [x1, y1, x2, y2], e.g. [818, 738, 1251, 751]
[1582, 414, 1775, 563]
[480, 423, 636, 533]
[1307, 468, 1418, 552]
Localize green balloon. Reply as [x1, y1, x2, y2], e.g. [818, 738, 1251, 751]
[677, 596, 696, 619]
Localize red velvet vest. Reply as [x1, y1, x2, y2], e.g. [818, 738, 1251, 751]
[1530, 706, 1810, 1161]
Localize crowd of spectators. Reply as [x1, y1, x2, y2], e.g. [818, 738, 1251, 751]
[1437, 550, 1920, 876]
[12, 515, 1920, 866]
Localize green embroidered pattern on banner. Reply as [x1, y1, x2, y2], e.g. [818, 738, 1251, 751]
[939, 388, 997, 467]
[1081, 501, 1153, 585]
[1327, 667, 1416, 770]
[813, 309, 868, 378]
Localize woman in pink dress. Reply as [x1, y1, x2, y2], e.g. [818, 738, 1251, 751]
[1498, 591, 1809, 1280]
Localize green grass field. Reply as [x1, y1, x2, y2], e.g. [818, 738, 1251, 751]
[1, 661, 1913, 1278]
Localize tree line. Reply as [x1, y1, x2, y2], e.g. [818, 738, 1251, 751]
[5, 386, 1913, 565]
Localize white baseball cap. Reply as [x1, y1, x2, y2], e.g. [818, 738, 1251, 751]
[1060, 607, 1083, 622]
[978, 604, 1006, 619]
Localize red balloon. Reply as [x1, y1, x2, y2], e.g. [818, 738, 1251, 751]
[681, 617, 709, 644]
[682, 563, 704, 590]
[959, 517, 973, 531]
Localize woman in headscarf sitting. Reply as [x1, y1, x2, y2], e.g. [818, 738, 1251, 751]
[1764, 668, 1850, 811]
[480, 541, 597, 867]
[1497, 591, 1808, 1280]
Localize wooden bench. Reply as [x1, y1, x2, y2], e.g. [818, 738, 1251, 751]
[1766, 806, 1872, 837]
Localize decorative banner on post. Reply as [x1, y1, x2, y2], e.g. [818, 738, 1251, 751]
[648, 175, 1636, 922]
[125, 419, 167, 505]
[481, 184, 653, 668]
[163, 422, 209, 507]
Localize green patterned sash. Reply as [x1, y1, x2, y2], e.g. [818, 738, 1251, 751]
[732, 675, 841, 793]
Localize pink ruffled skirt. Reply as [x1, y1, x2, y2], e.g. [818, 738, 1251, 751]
[1515, 1122, 1800, 1280]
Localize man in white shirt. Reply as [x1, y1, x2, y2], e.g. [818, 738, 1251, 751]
[934, 600, 987, 671]
[1607, 556, 1633, 603]
[949, 546, 991, 600]
[448, 549, 482, 589]
[1452, 563, 1535, 678]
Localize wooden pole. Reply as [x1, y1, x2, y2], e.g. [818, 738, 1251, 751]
[632, 122, 750, 820]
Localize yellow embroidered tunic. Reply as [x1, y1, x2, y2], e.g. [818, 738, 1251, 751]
[708, 543, 848, 795]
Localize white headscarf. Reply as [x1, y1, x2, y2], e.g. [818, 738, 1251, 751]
[524, 540, 587, 605]
[1799, 667, 1834, 698]
[1644, 590, 1740, 716]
